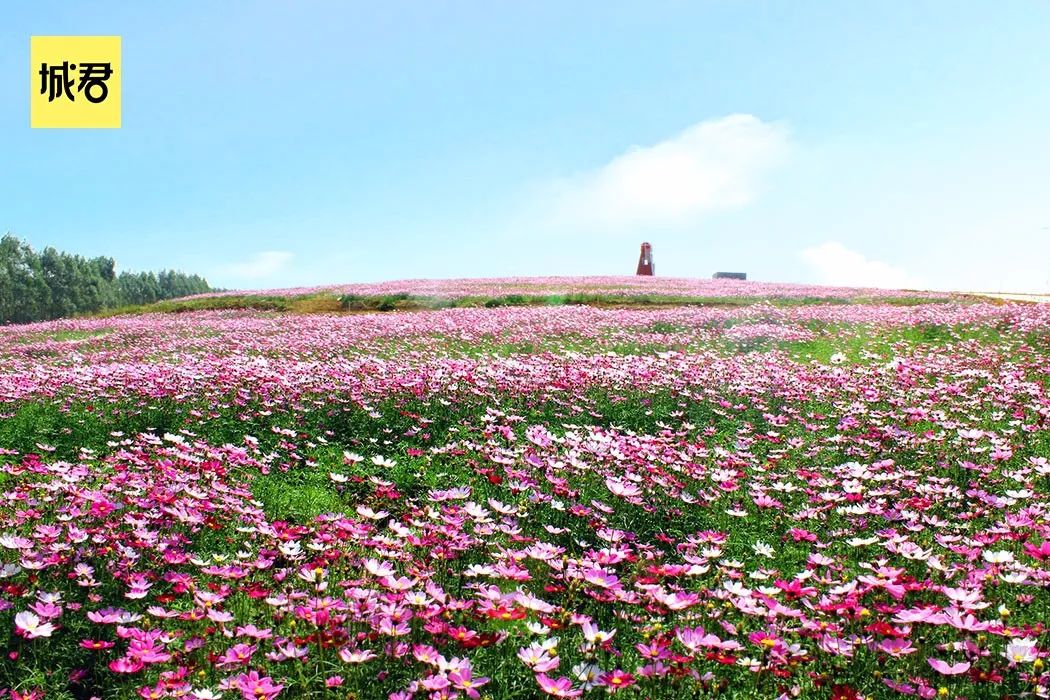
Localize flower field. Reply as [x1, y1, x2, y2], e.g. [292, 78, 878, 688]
[1, 287, 1048, 700]
[181, 275, 952, 302]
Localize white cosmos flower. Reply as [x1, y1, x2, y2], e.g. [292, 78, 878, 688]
[277, 541, 302, 558]
[14, 611, 56, 639]
[1004, 638, 1039, 664]
[571, 662, 602, 690]
[752, 541, 775, 558]
[0, 563, 22, 578]
[983, 550, 1015, 564]
[355, 506, 389, 520]
[724, 581, 752, 597]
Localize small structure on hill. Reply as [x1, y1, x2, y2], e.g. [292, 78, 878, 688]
[636, 242, 654, 276]
[713, 272, 746, 280]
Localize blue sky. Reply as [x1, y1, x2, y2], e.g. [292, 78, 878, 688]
[3, 2, 1049, 292]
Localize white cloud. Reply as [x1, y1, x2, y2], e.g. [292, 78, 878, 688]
[800, 241, 924, 290]
[218, 250, 294, 280]
[542, 114, 789, 231]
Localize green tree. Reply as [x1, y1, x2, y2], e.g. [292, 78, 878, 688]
[0, 234, 212, 324]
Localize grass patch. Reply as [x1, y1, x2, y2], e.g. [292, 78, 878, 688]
[15, 328, 112, 344]
[252, 469, 349, 522]
[81, 291, 973, 321]
[91, 295, 301, 316]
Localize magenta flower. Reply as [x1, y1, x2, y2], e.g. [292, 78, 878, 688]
[599, 670, 635, 692]
[216, 643, 257, 667]
[1023, 541, 1050, 560]
[449, 665, 490, 699]
[128, 639, 172, 664]
[28, 601, 62, 619]
[137, 682, 167, 699]
[4, 289, 1050, 700]
[231, 671, 284, 700]
[749, 630, 782, 651]
[581, 568, 620, 589]
[108, 657, 145, 674]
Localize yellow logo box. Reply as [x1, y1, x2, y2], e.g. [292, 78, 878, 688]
[31, 36, 121, 129]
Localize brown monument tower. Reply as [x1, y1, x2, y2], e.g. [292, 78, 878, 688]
[636, 242, 654, 276]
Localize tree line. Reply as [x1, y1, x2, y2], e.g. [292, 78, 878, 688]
[0, 234, 212, 324]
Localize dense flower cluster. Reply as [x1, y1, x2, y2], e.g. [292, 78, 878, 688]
[2, 301, 1047, 409]
[179, 275, 953, 301]
[0, 289, 1048, 699]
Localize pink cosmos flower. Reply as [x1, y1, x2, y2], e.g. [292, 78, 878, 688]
[449, 665, 490, 699]
[749, 630, 782, 651]
[11, 691, 45, 700]
[636, 661, 670, 678]
[128, 639, 172, 664]
[581, 621, 616, 644]
[581, 568, 619, 589]
[88, 607, 134, 624]
[216, 643, 257, 667]
[878, 638, 917, 657]
[536, 674, 582, 698]
[604, 477, 641, 498]
[773, 579, 817, 599]
[927, 658, 971, 675]
[236, 624, 273, 639]
[108, 657, 145, 674]
[894, 607, 942, 624]
[599, 670, 635, 692]
[942, 609, 989, 632]
[678, 626, 739, 652]
[1023, 541, 1050, 560]
[28, 601, 62, 619]
[657, 590, 700, 610]
[231, 671, 284, 700]
[206, 609, 235, 624]
[419, 676, 450, 691]
[338, 647, 377, 663]
[138, 682, 167, 699]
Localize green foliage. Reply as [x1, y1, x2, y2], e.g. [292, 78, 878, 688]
[0, 233, 212, 324]
[100, 296, 291, 316]
[252, 469, 350, 522]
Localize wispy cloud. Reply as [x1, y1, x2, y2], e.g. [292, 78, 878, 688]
[800, 241, 924, 290]
[218, 251, 294, 280]
[539, 114, 790, 232]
